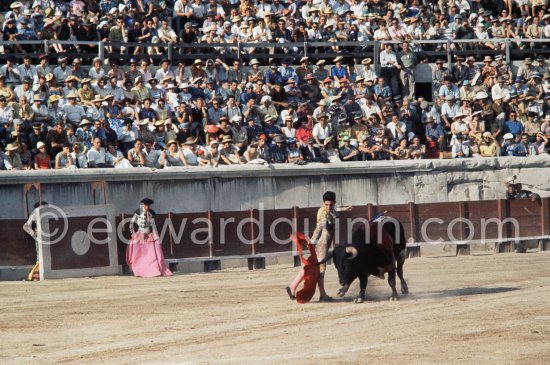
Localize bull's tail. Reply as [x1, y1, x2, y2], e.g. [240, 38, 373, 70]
[396, 220, 407, 248]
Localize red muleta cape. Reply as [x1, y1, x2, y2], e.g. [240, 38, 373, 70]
[292, 232, 321, 304]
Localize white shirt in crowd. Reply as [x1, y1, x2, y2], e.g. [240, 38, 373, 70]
[63, 104, 86, 123]
[312, 123, 333, 141]
[87, 147, 107, 165]
[70, 151, 88, 168]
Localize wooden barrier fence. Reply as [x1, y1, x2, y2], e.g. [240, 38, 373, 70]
[2, 198, 549, 268]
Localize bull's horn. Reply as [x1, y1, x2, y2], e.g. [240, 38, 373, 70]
[345, 246, 358, 260]
[317, 249, 334, 266]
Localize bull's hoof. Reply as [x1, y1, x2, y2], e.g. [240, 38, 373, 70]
[337, 285, 349, 297]
[401, 286, 409, 295]
[354, 297, 364, 304]
[390, 295, 399, 301]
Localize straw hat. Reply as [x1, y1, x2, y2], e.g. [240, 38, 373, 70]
[118, 107, 133, 118]
[183, 137, 197, 145]
[48, 94, 61, 103]
[162, 76, 173, 84]
[475, 91, 488, 100]
[5, 143, 19, 151]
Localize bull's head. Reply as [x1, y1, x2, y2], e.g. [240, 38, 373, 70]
[318, 246, 359, 287]
[317, 246, 358, 266]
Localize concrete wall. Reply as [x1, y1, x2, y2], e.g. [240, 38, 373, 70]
[1, 156, 549, 219]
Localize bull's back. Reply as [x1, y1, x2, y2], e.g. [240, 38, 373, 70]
[376, 217, 407, 259]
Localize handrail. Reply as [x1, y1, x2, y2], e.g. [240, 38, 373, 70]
[103, 37, 550, 49]
[4, 38, 550, 49]
[2, 38, 550, 67]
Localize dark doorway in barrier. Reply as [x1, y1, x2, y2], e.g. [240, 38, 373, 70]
[415, 83, 433, 102]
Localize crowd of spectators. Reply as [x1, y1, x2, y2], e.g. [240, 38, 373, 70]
[2, 0, 550, 55]
[1, 0, 550, 170]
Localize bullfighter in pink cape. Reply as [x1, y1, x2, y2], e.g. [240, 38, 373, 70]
[126, 198, 172, 278]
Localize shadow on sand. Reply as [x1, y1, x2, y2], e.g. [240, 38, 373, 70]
[313, 286, 521, 304]
[415, 286, 520, 300]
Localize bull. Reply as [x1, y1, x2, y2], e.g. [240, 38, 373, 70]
[319, 216, 408, 303]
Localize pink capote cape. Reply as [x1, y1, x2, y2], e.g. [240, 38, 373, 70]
[126, 231, 173, 277]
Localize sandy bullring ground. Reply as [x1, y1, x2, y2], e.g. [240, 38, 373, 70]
[1, 250, 550, 365]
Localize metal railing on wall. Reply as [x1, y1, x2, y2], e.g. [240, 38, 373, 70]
[3, 38, 550, 68]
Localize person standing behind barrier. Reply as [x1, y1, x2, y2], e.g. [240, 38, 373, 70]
[23, 201, 48, 281]
[433, 59, 450, 100]
[330, 57, 348, 83]
[287, 191, 352, 302]
[379, 43, 401, 97]
[126, 198, 173, 278]
[397, 42, 417, 101]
